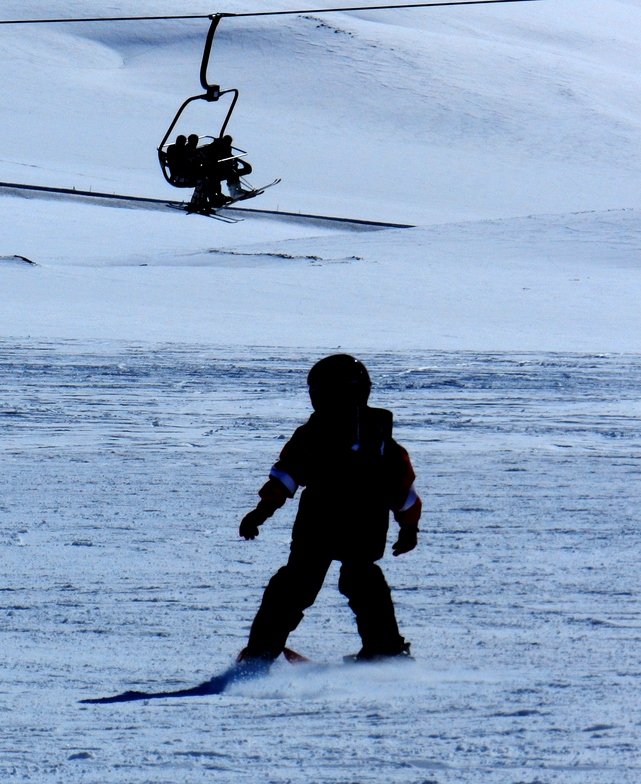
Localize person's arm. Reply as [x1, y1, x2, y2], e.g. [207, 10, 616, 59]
[239, 475, 293, 539]
[386, 441, 422, 556]
[239, 428, 308, 540]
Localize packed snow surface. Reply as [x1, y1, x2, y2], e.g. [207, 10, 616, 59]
[2, 343, 641, 782]
[1, 0, 641, 782]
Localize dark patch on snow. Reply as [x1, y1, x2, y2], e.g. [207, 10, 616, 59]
[583, 724, 617, 732]
[303, 15, 355, 37]
[207, 248, 362, 263]
[0, 255, 38, 266]
[68, 751, 96, 760]
[454, 507, 492, 513]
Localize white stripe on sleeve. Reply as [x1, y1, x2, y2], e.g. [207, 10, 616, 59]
[269, 467, 299, 496]
[399, 484, 418, 512]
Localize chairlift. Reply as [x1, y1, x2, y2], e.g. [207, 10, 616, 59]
[157, 15, 239, 187]
[157, 15, 279, 215]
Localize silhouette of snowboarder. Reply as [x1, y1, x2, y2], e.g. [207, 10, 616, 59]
[239, 354, 422, 665]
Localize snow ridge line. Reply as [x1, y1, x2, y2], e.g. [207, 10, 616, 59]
[0, 181, 413, 231]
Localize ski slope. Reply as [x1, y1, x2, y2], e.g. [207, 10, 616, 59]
[2, 344, 641, 782]
[1, 1, 641, 782]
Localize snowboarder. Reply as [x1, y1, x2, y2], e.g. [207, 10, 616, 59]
[238, 354, 422, 666]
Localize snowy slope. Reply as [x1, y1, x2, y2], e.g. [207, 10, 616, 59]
[1, 1, 641, 222]
[1, 0, 641, 350]
[2, 196, 641, 350]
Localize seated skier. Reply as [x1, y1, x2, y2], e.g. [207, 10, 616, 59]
[165, 134, 189, 183]
[238, 354, 422, 667]
[184, 134, 220, 212]
[216, 135, 253, 199]
[185, 135, 233, 212]
[200, 136, 229, 206]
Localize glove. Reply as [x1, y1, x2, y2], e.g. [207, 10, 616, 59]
[239, 508, 265, 540]
[392, 525, 418, 557]
[239, 501, 274, 540]
[240, 475, 293, 541]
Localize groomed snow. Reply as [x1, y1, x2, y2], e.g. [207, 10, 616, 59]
[2, 345, 641, 782]
[1, 1, 640, 782]
[2, 196, 641, 350]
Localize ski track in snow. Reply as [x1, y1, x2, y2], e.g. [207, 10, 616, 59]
[1, 341, 640, 782]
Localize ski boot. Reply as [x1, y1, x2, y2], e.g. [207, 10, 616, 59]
[228, 182, 252, 200]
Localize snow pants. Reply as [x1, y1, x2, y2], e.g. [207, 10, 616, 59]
[246, 546, 405, 658]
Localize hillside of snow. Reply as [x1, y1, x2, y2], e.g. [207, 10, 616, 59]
[1, 0, 641, 349]
[3, 0, 641, 223]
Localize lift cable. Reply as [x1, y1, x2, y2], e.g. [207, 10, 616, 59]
[0, 0, 541, 26]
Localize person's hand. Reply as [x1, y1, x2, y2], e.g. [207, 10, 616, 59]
[239, 508, 266, 540]
[392, 525, 417, 556]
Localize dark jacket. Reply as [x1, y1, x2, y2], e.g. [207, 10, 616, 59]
[257, 406, 420, 561]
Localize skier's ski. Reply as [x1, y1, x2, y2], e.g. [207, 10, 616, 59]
[230, 178, 281, 202]
[182, 204, 242, 222]
[166, 202, 242, 222]
[79, 647, 306, 704]
[179, 179, 281, 217]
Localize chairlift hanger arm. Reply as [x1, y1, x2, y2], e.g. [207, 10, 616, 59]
[201, 15, 223, 91]
[158, 88, 238, 151]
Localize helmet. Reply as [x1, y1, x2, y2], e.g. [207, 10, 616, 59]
[307, 354, 371, 411]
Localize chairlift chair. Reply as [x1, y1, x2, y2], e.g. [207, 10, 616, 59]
[157, 15, 239, 187]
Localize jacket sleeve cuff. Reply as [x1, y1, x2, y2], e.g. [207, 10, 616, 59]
[393, 495, 422, 527]
[258, 476, 292, 513]
[268, 467, 299, 496]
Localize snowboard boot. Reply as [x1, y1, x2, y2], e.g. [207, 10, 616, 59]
[233, 647, 276, 681]
[343, 641, 414, 665]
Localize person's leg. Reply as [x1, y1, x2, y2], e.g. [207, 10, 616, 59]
[338, 561, 407, 658]
[245, 549, 332, 659]
[226, 175, 247, 198]
[226, 163, 251, 198]
[187, 180, 210, 212]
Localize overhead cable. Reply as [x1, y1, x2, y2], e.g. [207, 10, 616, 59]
[233, 0, 540, 17]
[0, 0, 541, 26]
